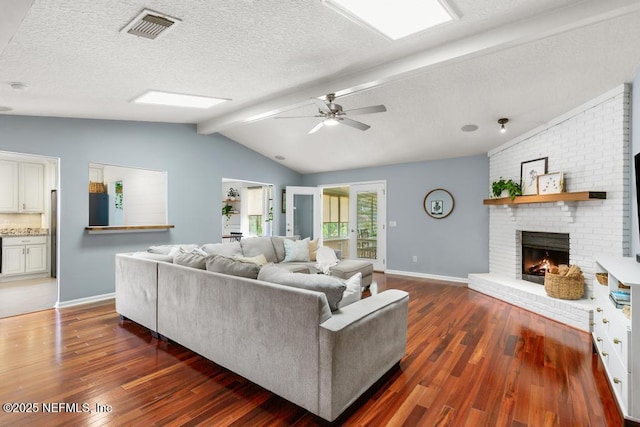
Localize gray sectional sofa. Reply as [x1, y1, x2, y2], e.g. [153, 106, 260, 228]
[115, 237, 409, 422]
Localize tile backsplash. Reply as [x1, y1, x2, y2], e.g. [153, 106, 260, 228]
[0, 213, 43, 228]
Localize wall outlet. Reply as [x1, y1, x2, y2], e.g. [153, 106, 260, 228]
[412, 256, 418, 262]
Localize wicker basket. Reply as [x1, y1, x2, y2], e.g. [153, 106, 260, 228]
[595, 272, 608, 286]
[544, 268, 584, 300]
[89, 181, 106, 193]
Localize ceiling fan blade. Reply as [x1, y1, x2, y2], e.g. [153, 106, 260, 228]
[339, 117, 370, 131]
[308, 122, 324, 134]
[343, 105, 387, 115]
[312, 98, 332, 114]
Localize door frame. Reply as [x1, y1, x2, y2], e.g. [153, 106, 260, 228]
[285, 186, 322, 242]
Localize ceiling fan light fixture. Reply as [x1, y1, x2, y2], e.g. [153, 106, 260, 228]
[323, 0, 457, 40]
[324, 117, 340, 126]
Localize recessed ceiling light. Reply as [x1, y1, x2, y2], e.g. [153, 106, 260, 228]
[323, 0, 456, 40]
[9, 82, 28, 91]
[461, 124, 478, 132]
[275, 155, 286, 161]
[132, 91, 229, 109]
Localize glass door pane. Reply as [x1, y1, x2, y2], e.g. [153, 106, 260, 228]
[349, 183, 386, 271]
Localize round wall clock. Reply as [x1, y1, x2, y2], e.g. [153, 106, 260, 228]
[423, 188, 454, 219]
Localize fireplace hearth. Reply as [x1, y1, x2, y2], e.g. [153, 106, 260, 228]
[521, 231, 569, 284]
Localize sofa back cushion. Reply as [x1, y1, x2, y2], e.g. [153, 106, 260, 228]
[206, 254, 261, 279]
[241, 237, 278, 263]
[201, 242, 242, 257]
[271, 236, 297, 262]
[173, 248, 207, 269]
[258, 264, 346, 311]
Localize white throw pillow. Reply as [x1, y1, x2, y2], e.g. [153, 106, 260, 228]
[283, 237, 310, 262]
[338, 272, 362, 309]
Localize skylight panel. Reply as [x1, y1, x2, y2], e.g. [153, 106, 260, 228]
[323, 0, 456, 40]
[132, 91, 229, 109]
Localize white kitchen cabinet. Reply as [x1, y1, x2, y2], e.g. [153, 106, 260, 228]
[1, 236, 48, 276]
[0, 160, 44, 213]
[19, 162, 44, 213]
[594, 256, 640, 423]
[0, 160, 19, 212]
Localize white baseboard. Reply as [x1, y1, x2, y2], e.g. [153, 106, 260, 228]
[384, 269, 468, 284]
[56, 292, 115, 308]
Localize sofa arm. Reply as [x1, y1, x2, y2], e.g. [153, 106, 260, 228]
[318, 289, 409, 421]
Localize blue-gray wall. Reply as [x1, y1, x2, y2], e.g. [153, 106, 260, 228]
[0, 115, 301, 302]
[302, 155, 490, 280]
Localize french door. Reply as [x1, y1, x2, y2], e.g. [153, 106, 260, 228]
[349, 183, 386, 271]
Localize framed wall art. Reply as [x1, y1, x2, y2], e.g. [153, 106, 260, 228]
[537, 172, 564, 195]
[423, 188, 454, 219]
[520, 157, 548, 195]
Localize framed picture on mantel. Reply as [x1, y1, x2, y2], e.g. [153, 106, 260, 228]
[520, 157, 548, 195]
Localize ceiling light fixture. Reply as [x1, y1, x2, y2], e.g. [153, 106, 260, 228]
[323, 117, 340, 126]
[10, 82, 28, 91]
[498, 118, 509, 133]
[132, 91, 229, 109]
[322, 0, 457, 40]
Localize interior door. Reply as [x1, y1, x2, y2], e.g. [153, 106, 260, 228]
[285, 186, 322, 242]
[349, 183, 386, 271]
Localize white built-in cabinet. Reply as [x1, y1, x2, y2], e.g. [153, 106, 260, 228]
[593, 256, 639, 423]
[0, 160, 44, 213]
[0, 160, 19, 212]
[1, 236, 48, 275]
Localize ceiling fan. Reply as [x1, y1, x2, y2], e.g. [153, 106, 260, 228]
[275, 93, 387, 134]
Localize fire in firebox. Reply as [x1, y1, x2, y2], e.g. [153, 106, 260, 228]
[528, 251, 555, 276]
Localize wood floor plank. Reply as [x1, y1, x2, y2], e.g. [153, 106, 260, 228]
[0, 273, 622, 426]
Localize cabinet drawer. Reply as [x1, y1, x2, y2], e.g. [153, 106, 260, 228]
[606, 349, 630, 413]
[2, 236, 47, 246]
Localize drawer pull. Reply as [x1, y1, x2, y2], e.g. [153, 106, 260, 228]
[613, 338, 621, 344]
[596, 337, 603, 342]
[613, 377, 622, 384]
[596, 307, 603, 313]
[602, 318, 609, 324]
[602, 351, 609, 357]
[590, 296, 596, 301]
[590, 322, 596, 326]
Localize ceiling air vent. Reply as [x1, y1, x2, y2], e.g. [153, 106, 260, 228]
[121, 9, 181, 40]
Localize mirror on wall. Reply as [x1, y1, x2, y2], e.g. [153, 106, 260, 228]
[222, 178, 273, 240]
[88, 163, 168, 226]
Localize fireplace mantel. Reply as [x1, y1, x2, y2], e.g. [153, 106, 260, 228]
[483, 191, 606, 205]
[483, 191, 606, 223]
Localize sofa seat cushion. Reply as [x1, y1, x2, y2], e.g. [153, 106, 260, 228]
[258, 265, 346, 311]
[241, 237, 278, 263]
[206, 254, 261, 279]
[276, 262, 311, 274]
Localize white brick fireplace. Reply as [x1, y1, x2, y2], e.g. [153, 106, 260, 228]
[469, 85, 631, 331]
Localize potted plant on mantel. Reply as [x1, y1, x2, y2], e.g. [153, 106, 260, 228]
[491, 178, 522, 201]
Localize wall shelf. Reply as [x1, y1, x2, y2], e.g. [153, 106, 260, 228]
[85, 225, 174, 234]
[483, 191, 606, 205]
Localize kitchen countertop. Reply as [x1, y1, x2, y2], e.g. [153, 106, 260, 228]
[0, 228, 49, 237]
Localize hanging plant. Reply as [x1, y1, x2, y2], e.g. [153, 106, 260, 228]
[222, 204, 233, 220]
[491, 178, 522, 201]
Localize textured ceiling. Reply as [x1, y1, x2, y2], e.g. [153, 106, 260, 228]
[1, 0, 640, 173]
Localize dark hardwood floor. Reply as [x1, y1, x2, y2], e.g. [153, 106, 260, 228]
[0, 273, 621, 426]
